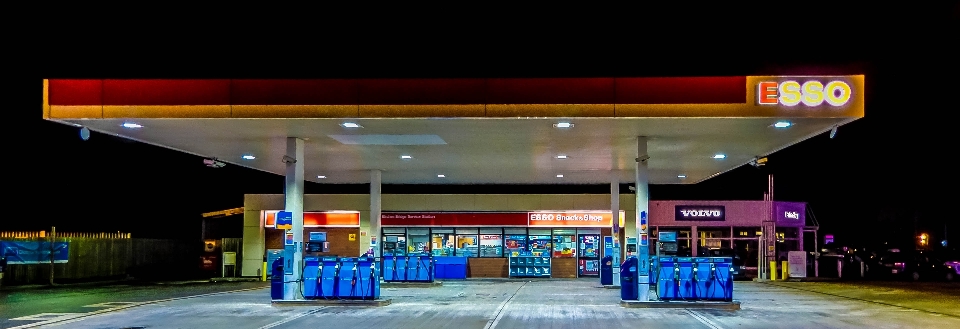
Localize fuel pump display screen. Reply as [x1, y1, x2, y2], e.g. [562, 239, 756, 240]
[309, 232, 327, 242]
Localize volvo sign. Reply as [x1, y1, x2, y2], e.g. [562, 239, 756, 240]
[675, 205, 725, 221]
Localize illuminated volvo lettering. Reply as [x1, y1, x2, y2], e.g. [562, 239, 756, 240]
[758, 80, 852, 106]
[675, 205, 725, 221]
[680, 210, 722, 217]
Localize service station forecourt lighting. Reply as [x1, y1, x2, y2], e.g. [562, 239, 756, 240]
[41, 75, 865, 302]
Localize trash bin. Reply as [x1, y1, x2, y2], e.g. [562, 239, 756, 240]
[600, 256, 614, 285]
[271, 257, 284, 300]
[620, 256, 638, 300]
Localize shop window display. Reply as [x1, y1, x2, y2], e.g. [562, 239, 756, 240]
[480, 234, 503, 257]
[431, 233, 454, 256]
[528, 235, 551, 257]
[553, 235, 576, 257]
[505, 234, 528, 256]
[457, 235, 479, 257]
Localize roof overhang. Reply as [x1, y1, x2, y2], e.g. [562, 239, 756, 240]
[42, 76, 864, 185]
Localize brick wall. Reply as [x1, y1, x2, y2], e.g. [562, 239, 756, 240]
[264, 227, 360, 257]
[467, 258, 508, 277]
[552, 257, 577, 278]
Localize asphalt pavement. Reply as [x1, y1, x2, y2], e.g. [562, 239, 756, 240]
[1, 279, 958, 328]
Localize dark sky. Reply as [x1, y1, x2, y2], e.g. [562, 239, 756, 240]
[12, 6, 959, 249]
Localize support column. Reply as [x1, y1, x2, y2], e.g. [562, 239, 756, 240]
[691, 226, 698, 257]
[635, 137, 651, 301]
[282, 137, 304, 300]
[370, 170, 382, 259]
[611, 174, 621, 286]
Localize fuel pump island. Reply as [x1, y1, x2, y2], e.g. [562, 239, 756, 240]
[271, 213, 392, 306]
[619, 230, 740, 309]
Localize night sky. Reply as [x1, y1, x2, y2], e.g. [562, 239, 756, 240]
[12, 6, 958, 251]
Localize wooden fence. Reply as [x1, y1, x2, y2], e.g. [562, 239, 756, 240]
[1, 232, 199, 286]
[0, 231, 132, 239]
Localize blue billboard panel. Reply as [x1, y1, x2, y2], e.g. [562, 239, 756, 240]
[1, 241, 70, 264]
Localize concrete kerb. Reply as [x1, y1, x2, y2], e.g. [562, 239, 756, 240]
[6, 285, 270, 329]
[380, 281, 443, 288]
[620, 299, 742, 310]
[271, 299, 392, 307]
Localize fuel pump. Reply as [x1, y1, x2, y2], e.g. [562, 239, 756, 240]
[367, 261, 377, 300]
[391, 255, 399, 281]
[691, 260, 699, 299]
[351, 261, 359, 298]
[333, 260, 342, 299]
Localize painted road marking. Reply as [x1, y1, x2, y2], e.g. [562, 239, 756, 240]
[83, 302, 142, 308]
[9, 313, 85, 321]
[684, 309, 724, 329]
[258, 307, 326, 329]
[483, 282, 527, 329]
[7, 286, 269, 329]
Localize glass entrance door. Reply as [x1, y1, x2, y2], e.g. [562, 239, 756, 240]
[578, 234, 600, 277]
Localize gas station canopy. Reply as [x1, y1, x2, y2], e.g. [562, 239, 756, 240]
[42, 76, 863, 185]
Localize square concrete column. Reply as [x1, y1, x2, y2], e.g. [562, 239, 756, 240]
[282, 137, 304, 300]
[635, 136, 650, 301]
[611, 174, 621, 286]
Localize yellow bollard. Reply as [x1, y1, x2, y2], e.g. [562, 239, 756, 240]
[782, 261, 789, 280]
[262, 262, 267, 281]
[770, 261, 779, 280]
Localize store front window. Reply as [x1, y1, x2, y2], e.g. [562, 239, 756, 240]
[553, 234, 576, 258]
[456, 228, 479, 257]
[431, 228, 454, 256]
[505, 228, 527, 257]
[408, 228, 430, 254]
[480, 232, 503, 257]
[528, 229, 552, 257]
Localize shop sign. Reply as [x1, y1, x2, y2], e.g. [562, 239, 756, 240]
[528, 211, 622, 227]
[275, 211, 293, 230]
[674, 205, 725, 221]
[758, 80, 852, 107]
[784, 211, 800, 219]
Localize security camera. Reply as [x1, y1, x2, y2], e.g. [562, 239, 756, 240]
[281, 155, 297, 164]
[203, 158, 226, 168]
[628, 186, 636, 192]
[636, 155, 650, 163]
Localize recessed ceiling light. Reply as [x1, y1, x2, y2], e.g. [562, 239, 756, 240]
[553, 122, 573, 128]
[437, 174, 445, 178]
[317, 175, 326, 179]
[713, 154, 726, 159]
[341, 122, 362, 128]
[678, 175, 686, 178]
[121, 122, 142, 128]
[773, 121, 792, 128]
[556, 174, 564, 178]
[556, 155, 568, 159]
[400, 155, 412, 159]
[242, 155, 256, 160]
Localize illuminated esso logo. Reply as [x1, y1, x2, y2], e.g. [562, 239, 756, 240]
[530, 214, 555, 221]
[758, 80, 852, 107]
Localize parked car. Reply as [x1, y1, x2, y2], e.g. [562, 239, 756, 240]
[877, 250, 955, 281]
[700, 247, 749, 280]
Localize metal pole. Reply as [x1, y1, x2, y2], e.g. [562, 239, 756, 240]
[49, 226, 55, 286]
[371, 170, 382, 259]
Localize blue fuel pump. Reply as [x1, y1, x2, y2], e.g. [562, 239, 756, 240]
[270, 257, 284, 300]
[620, 256, 639, 300]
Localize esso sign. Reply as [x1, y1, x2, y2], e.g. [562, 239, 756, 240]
[758, 80, 852, 107]
[530, 213, 555, 221]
